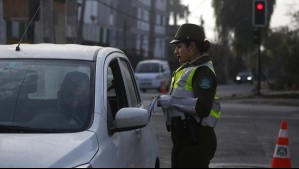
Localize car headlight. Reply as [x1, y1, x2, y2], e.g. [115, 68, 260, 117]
[236, 76, 241, 81]
[247, 76, 253, 81]
[75, 163, 92, 168]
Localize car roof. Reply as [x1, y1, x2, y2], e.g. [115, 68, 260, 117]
[138, 60, 168, 64]
[0, 44, 105, 61]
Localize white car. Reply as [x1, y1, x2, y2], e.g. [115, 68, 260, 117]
[135, 60, 171, 93]
[0, 44, 159, 168]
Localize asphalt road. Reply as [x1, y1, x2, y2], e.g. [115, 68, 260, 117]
[142, 84, 299, 168]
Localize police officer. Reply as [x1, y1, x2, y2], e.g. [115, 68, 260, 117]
[158, 23, 221, 168]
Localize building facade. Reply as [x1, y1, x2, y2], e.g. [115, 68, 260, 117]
[1, 0, 169, 59]
[82, 0, 168, 58]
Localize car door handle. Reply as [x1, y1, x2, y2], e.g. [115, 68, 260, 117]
[135, 129, 142, 138]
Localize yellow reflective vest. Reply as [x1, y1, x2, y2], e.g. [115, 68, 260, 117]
[169, 61, 221, 127]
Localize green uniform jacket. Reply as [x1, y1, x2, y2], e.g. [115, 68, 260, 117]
[170, 53, 218, 168]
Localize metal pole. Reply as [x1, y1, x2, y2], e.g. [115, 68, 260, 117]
[257, 29, 262, 96]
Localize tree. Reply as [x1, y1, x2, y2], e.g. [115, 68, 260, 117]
[212, 0, 276, 72]
[264, 27, 299, 90]
[291, 11, 299, 29]
[167, 0, 187, 26]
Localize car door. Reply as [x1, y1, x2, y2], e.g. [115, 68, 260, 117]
[118, 58, 159, 167]
[105, 55, 148, 167]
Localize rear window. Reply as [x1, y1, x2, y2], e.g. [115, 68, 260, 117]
[0, 59, 94, 133]
[136, 63, 160, 73]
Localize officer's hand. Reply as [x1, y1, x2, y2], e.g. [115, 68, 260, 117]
[157, 95, 172, 109]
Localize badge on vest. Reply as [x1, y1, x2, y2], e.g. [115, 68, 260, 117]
[199, 78, 212, 89]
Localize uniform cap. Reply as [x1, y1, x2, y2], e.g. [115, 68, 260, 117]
[170, 24, 206, 44]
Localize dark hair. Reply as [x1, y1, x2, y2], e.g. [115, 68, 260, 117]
[183, 40, 210, 53]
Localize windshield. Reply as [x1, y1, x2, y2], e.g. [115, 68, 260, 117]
[238, 72, 253, 77]
[0, 60, 94, 133]
[136, 63, 161, 73]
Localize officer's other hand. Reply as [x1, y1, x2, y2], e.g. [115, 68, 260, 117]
[157, 95, 172, 109]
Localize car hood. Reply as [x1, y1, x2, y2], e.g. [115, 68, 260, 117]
[0, 131, 98, 168]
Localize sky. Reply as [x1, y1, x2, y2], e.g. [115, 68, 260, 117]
[179, 0, 299, 42]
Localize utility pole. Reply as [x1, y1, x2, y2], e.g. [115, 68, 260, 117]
[0, 0, 6, 44]
[41, 0, 54, 43]
[77, 0, 86, 44]
[148, 0, 156, 58]
[66, 0, 78, 43]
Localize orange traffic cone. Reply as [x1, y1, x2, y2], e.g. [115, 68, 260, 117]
[160, 81, 168, 94]
[271, 120, 291, 168]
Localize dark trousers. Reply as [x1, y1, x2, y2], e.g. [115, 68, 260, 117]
[170, 118, 217, 168]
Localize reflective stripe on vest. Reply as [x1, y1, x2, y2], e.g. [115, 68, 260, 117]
[170, 61, 221, 127]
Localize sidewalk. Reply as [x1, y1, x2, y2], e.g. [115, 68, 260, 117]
[222, 90, 299, 107]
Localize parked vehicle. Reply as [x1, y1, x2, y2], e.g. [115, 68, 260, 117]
[0, 44, 159, 168]
[235, 71, 254, 84]
[135, 60, 171, 93]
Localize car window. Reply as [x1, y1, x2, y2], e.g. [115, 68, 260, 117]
[0, 60, 94, 133]
[239, 72, 253, 76]
[119, 59, 141, 107]
[107, 67, 116, 97]
[106, 59, 128, 120]
[161, 64, 165, 72]
[136, 63, 160, 73]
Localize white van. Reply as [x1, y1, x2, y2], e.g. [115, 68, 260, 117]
[135, 60, 171, 93]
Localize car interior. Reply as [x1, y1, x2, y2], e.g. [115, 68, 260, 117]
[0, 67, 92, 131]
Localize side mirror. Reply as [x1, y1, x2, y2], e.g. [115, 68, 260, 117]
[112, 108, 149, 133]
